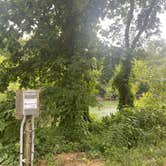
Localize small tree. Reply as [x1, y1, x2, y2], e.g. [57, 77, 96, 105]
[101, 0, 166, 109]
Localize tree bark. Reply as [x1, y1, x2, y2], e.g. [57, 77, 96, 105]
[114, 51, 134, 109]
[125, 0, 135, 49]
[23, 116, 32, 166]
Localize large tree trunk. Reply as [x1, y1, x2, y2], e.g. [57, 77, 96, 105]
[113, 51, 134, 109]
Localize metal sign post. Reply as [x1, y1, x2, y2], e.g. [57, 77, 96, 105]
[16, 90, 39, 166]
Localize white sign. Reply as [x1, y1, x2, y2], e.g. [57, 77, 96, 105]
[23, 91, 38, 115]
[24, 98, 37, 109]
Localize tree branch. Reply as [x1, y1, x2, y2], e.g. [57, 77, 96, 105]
[131, 0, 157, 49]
[125, 0, 135, 49]
[0, 159, 6, 165]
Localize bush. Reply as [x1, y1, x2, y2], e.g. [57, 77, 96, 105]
[82, 108, 166, 157]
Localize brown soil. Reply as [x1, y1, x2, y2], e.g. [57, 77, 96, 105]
[37, 152, 104, 166]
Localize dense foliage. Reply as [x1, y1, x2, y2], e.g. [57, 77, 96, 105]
[0, 0, 166, 165]
[0, 0, 105, 142]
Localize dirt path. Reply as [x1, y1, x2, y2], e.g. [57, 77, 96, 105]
[38, 152, 104, 166]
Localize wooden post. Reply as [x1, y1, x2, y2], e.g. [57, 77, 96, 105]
[23, 116, 32, 166]
[16, 90, 40, 166]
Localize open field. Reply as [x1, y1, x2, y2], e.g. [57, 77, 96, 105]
[90, 101, 118, 119]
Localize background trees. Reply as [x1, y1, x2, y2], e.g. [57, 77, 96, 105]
[100, 0, 166, 108]
[133, 40, 166, 110]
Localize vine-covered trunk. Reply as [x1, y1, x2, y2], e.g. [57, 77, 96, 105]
[114, 51, 134, 109]
[57, 87, 90, 142]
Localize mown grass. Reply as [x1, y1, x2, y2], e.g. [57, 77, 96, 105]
[89, 100, 118, 119]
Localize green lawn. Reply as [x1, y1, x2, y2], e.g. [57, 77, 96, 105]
[90, 100, 118, 119]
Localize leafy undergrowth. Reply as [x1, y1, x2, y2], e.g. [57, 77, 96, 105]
[105, 141, 166, 166]
[37, 142, 166, 166]
[35, 108, 166, 166]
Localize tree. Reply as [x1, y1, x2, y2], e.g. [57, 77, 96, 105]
[0, 0, 105, 142]
[132, 40, 166, 109]
[97, 46, 123, 97]
[100, 0, 166, 109]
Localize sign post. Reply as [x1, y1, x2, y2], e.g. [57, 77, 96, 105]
[16, 90, 39, 166]
[24, 116, 32, 166]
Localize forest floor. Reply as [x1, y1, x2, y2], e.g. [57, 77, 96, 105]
[38, 152, 104, 166]
[54, 152, 104, 166]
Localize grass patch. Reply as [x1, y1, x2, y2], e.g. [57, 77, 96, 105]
[105, 141, 166, 166]
[90, 100, 118, 119]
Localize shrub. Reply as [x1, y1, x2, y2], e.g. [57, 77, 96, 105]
[83, 108, 166, 157]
